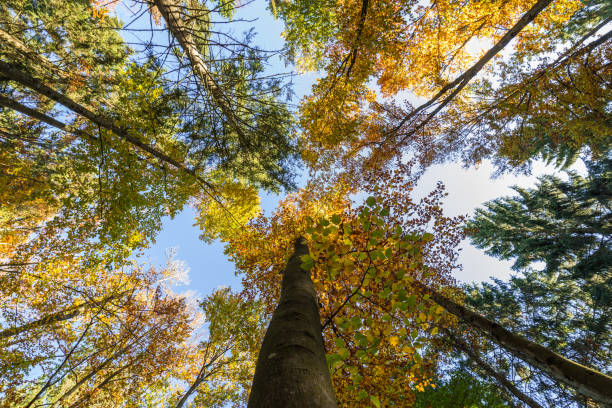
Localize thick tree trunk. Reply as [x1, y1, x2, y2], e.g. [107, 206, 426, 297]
[247, 238, 337, 408]
[420, 283, 612, 406]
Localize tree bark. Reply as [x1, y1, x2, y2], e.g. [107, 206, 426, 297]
[420, 283, 612, 406]
[247, 237, 337, 408]
[0, 60, 215, 192]
[448, 330, 544, 408]
[152, 0, 248, 146]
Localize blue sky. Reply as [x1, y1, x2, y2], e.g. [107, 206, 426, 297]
[114, 0, 583, 301]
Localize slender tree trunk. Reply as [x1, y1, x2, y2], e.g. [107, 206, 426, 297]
[0, 292, 127, 341]
[0, 60, 215, 192]
[390, 0, 553, 138]
[0, 27, 68, 81]
[0, 305, 81, 340]
[420, 283, 612, 406]
[24, 315, 97, 408]
[174, 345, 228, 408]
[152, 0, 248, 146]
[247, 238, 337, 408]
[447, 330, 544, 408]
[0, 94, 91, 140]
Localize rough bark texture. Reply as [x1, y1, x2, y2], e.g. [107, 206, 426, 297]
[421, 284, 612, 406]
[247, 238, 337, 408]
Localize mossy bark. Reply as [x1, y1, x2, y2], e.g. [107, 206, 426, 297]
[247, 238, 337, 408]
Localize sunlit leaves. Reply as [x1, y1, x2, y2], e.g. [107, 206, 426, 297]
[224, 168, 464, 406]
[274, 0, 596, 179]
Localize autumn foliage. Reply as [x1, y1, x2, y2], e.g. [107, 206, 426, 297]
[224, 165, 466, 405]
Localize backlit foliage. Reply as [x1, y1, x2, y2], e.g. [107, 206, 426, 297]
[0, 258, 194, 407]
[224, 165, 465, 406]
[274, 0, 605, 175]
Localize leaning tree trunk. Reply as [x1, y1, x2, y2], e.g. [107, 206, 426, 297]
[247, 238, 337, 408]
[447, 330, 543, 408]
[417, 283, 612, 407]
[152, 0, 247, 145]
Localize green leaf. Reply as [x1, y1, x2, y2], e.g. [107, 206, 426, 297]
[366, 196, 376, 207]
[300, 254, 314, 271]
[357, 390, 368, 401]
[406, 295, 416, 308]
[355, 332, 368, 347]
[300, 254, 312, 263]
[379, 207, 390, 217]
[338, 318, 351, 330]
[370, 395, 381, 407]
[331, 214, 342, 224]
[326, 353, 343, 369]
[422, 232, 434, 242]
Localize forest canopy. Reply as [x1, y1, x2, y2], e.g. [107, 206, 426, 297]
[0, 0, 610, 407]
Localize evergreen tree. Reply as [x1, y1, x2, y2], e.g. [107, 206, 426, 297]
[414, 371, 511, 408]
[464, 154, 612, 406]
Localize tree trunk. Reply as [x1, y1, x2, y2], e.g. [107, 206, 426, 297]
[420, 283, 612, 406]
[0, 306, 81, 341]
[390, 0, 553, 138]
[0, 94, 91, 140]
[247, 238, 337, 408]
[448, 330, 544, 408]
[152, 0, 248, 146]
[0, 60, 215, 192]
[0, 292, 125, 340]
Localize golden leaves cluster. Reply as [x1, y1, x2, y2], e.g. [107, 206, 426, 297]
[224, 167, 465, 406]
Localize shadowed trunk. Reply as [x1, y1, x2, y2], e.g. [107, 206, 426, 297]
[447, 330, 544, 408]
[419, 283, 612, 406]
[247, 237, 337, 408]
